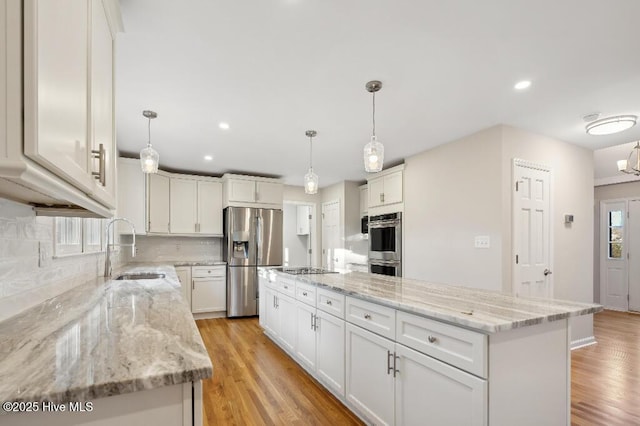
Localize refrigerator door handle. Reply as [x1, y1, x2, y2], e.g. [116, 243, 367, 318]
[256, 215, 263, 265]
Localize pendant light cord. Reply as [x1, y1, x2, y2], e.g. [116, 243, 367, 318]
[372, 91, 376, 137]
[309, 135, 313, 170]
[147, 118, 152, 148]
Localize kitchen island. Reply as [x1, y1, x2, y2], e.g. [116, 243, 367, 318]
[259, 268, 601, 426]
[0, 264, 212, 426]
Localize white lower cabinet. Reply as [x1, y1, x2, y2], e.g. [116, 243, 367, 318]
[277, 294, 296, 352]
[346, 323, 395, 426]
[316, 309, 345, 397]
[394, 343, 486, 426]
[264, 286, 279, 336]
[190, 266, 226, 314]
[295, 301, 317, 371]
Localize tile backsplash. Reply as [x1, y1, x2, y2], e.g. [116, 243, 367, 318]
[121, 235, 222, 263]
[0, 198, 117, 322]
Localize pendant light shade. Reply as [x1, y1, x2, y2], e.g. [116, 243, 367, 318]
[617, 141, 640, 176]
[140, 110, 159, 173]
[364, 80, 384, 173]
[304, 130, 318, 194]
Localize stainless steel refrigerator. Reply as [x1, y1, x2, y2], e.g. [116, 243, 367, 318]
[223, 207, 283, 317]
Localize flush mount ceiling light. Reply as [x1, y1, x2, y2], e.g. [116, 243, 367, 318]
[514, 80, 532, 90]
[204, 155, 213, 161]
[617, 141, 640, 176]
[363, 80, 384, 173]
[140, 110, 159, 173]
[586, 115, 637, 136]
[304, 130, 318, 194]
[218, 122, 230, 130]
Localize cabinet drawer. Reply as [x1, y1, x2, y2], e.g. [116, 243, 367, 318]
[396, 311, 487, 378]
[346, 297, 395, 340]
[296, 282, 316, 307]
[277, 275, 296, 297]
[192, 265, 225, 278]
[317, 288, 345, 319]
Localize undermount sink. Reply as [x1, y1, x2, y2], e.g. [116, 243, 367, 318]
[115, 272, 166, 281]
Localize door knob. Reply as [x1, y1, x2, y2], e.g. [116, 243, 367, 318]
[544, 269, 552, 276]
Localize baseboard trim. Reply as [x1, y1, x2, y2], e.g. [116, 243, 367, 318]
[570, 335, 597, 350]
[192, 311, 226, 320]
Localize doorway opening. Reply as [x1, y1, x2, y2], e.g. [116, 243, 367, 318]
[282, 201, 316, 267]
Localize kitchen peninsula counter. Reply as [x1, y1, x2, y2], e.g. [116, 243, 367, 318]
[0, 264, 212, 414]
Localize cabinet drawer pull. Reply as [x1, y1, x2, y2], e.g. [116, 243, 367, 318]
[428, 335, 437, 343]
[302, 291, 308, 296]
[364, 313, 372, 320]
[326, 300, 333, 306]
[284, 285, 289, 290]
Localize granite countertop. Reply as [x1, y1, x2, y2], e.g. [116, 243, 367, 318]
[284, 271, 602, 333]
[173, 261, 226, 267]
[0, 264, 212, 404]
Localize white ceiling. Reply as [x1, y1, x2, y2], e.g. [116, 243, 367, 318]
[116, 0, 640, 187]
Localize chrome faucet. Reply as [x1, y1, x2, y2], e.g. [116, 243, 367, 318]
[104, 218, 136, 278]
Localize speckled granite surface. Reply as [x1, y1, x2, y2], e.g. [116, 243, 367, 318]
[172, 261, 226, 266]
[0, 264, 212, 404]
[276, 270, 602, 333]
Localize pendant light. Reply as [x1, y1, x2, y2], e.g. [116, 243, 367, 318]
[304, 130, 319, 194]
[140, 110, 159, 173]
[363, 80, 384, 173]
[617, 141, 640, 176]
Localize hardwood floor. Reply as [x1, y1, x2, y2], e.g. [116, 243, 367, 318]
[198, 310, 639, 426]
[571, 310, 640, 426]
[196, 317, 363, 425]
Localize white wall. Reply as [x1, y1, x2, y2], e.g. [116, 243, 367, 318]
[404, 126, 503, 290]
[404, 125, 595, 344]
[501, 126, 595, 344]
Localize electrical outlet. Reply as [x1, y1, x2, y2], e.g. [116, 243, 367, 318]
[474, 235, 491, 249]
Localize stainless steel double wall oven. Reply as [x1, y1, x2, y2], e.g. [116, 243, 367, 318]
[368, 212, 402, 277]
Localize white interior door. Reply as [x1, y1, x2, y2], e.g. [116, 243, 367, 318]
[322, 201, 341, 270]
[628, 200, 640, 311]
[513, 161, 552, 298]
[600, 201, 628, 311]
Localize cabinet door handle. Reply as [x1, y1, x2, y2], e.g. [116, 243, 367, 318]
[91, 143, 106, 186]
[192, 280, 194, 290]
[428, 335, 437, 343]
[387, 350, 394, 375]
[313, 314, 318, 331]
[310, 313, 314, 330]
[364, 313, 372, 320]
[394, 354, 400, 378]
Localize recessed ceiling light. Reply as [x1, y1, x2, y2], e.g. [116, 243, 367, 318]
[514, 80, 531, 90]
[204, 155, 213, 161]
[586, 115, 637, 136]
[218, 122, 230, 130]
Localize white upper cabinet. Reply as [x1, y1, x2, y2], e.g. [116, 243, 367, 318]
[223, 174, 283, 209]
[148, 172, 170, 234]
[198, 181, 223, 235]
[256, 181, 283, 205]
[3, 0, 121, 215]
[367, 164, 405, 215]
[169, 178, 223, 235]
[227, 179, 256, 203]
[170, 178, 198, 234]
[23, 0, 92, 194]
[88, 0, 116, 207]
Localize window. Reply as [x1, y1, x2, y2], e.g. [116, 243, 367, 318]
[54, 218, 106, 257]
[608, 210, 623, 259]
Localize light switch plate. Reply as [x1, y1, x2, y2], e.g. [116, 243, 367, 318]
[474, 235, 490, 249]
